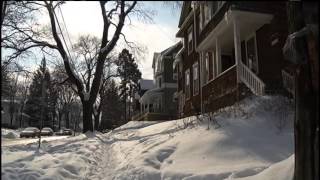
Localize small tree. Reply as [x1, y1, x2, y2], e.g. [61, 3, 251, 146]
[100, 79, 123, 130]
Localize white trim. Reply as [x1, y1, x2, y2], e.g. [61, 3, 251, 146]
[215, 37, 222, 75]
[192, 61, 199, 96]
[212, 51, 217, 79]
[245, 32, 259, 74]
[188, 25, 194, 55]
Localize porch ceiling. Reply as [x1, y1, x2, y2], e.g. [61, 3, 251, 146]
[196, 9, 274, 53]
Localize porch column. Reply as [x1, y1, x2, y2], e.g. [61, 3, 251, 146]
[233, 18, 242, 83]
[215, 37, 222, 75]
[147, 100, 150, 113]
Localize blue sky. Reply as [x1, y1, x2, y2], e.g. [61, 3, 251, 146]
[12, 1, 181, 80]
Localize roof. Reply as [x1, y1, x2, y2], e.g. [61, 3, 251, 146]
[138, 79, 155, 90]
[152, 41, 183, 71]
[178, 2, 192, 28]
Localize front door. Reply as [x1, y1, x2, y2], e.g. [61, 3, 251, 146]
[246, 35, 259, 74]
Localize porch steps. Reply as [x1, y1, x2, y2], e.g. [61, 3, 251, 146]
[239, 63, 265, 96]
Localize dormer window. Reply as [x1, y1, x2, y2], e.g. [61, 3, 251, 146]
[188, 25, 193, 54]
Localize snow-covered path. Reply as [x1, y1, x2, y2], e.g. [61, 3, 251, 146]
[2, 95, 295, 180]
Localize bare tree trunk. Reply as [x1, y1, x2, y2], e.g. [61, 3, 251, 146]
[82, 101, 94, 132]
[287, 2, 319, 180]
[65, 110, 70, 129]
[124, 94, 127, 123]
[58, 111, 62, 130]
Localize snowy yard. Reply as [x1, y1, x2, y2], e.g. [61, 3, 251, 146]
[1, 95, 295, 180]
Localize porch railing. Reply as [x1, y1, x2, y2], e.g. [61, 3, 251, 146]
[239, 63, 265, 96]
[282, 69, 295, 97]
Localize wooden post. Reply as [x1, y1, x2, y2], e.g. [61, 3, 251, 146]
[215, 37, 222, 75]
[233, 16, 242, 101]
[233, 17, 241, 83]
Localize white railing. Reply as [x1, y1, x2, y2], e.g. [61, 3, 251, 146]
[239, 63, 265, 96]
[282, 69, 295, 97]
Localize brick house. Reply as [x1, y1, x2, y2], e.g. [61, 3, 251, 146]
[174, 1, 292, 117]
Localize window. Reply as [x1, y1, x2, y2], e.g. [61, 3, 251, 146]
[185, 69, 190, 99]
[193, 62, 199, 95]
[201, 2, 221, 29]
[188, 25, 193, 54]
[203, 2, 211, 26]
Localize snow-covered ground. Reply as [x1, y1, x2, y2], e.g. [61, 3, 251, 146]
[1, 95, 295, 180]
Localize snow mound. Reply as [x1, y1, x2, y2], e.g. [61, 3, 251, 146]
[2, 129, 19, 139]
[234, 155, 294, 180]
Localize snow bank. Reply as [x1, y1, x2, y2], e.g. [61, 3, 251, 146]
[110, 95, 295, 179]
[1, 129, 20, 139]
[1, 133, 102, 180]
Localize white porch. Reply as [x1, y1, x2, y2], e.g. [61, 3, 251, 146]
[196, 9, 273, 96]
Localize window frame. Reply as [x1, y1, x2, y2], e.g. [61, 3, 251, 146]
[193, 62, 199, 96]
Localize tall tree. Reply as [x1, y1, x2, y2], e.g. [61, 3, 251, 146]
[117, 49, 141, 122]
[24, 57, 52, 128]
[47, 1, 138, 132]
[72, 34, 119, 131]
[285, 1, 319, 180]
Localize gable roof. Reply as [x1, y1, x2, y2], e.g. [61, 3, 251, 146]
[178, 2, 192, 28]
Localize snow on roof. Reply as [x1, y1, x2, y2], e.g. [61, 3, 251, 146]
[139, 79, 155, 90]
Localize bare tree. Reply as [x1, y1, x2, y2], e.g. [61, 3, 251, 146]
[51, 64, 77, 130]
[2, 1, 152, 132]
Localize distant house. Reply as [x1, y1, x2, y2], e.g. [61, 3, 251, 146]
[132, 42, 182, 121]
[132, 79, 155, 117]
[175, 1, 294, 117]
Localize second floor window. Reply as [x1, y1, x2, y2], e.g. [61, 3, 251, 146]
[188, 25, 193, 54]
[193, 62, 199, 95]
[185, 69, 190, 99]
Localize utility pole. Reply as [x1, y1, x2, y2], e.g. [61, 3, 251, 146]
[38, 57, 47, 149]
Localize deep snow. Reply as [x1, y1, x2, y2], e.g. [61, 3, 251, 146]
[1, 95, 295, 180]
